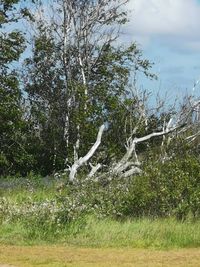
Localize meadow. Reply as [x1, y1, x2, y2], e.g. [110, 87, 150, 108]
[1, 175, 200, 267]
[0, 175, 200, 249]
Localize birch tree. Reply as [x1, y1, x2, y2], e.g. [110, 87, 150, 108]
[23, 0, 154, 174]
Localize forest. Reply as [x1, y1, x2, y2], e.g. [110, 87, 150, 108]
[1, 0, 200, 248]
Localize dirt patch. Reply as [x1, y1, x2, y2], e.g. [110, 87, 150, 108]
[0, 245, 200, 267]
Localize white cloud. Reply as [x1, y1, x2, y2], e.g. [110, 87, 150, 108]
[125, 0, 200, 51]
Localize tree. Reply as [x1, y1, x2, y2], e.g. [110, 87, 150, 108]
[1, 1, 199, 180]
[23, 0, 154, 175]
[0, 0, 34, 175]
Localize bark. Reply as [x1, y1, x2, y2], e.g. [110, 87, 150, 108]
[69, 124, 105, 181]
[122, 167, 142, 177]
[112, 118, 178, 177]
[88, 163, 102, 178]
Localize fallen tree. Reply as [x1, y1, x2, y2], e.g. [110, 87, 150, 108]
[58, 91, 200, 182]
[68, 124, 105, 181]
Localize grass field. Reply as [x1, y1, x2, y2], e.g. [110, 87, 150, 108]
[1, 216, 200, 249]
[1, 176, 200, 266]
[1, 245, 200, 267]
[1, 176, 200, 249]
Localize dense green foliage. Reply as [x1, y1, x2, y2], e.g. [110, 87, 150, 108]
[2, 0, 197, 179]
[1, 154, 200, 222]
[0, 168, 200, 248]
[0, 0, 33, 175]
[0, 0, 156, 176]
[1, 1, 200, 246]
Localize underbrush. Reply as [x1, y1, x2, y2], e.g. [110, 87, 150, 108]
[0, 155, 200, 249]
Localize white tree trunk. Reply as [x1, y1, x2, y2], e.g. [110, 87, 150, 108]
[69, 124, 105, 181]
[112, 119, 177, 177]
[88, 163, 102, 178]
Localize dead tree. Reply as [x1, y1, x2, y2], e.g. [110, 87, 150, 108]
[68, 124, 105, 181]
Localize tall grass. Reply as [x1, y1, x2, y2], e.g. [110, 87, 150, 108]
[0, 175, 56, 202]
[1, 175, 200, 249]
[0, 216, 200, 249]
[66, 216, 200, 249]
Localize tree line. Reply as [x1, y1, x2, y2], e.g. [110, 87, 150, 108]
[1, 0, 200, 180]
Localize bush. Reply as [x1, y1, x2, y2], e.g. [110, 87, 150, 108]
[58, 155, 200, 220]
[109, 155, 199, 220]
[0, 155, 200, 236]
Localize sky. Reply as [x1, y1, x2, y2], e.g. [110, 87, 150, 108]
[122, 0, 200, 101]
[6, 0, 200, 103]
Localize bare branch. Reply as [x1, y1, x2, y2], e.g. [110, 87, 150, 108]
[88, 163, 102, 178]
[69, 124, 105, 181]
[122, 167, 142, 177]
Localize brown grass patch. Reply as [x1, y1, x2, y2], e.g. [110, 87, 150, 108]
[0, 245, 200, 267]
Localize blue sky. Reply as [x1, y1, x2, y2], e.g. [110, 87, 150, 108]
[122, 0, 200, 100]
[7, 0, 200, 102]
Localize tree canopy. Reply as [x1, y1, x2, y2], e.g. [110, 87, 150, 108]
[1, 0, 200, 179]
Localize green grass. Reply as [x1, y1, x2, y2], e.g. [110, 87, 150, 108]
[0, 175, 200, 249]
[0, 175, 57, 202]
[67, 216, 200, 249]
[0, 216, 200, 249]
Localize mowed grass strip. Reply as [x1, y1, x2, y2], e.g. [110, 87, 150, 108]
[0, 245, 200, 267]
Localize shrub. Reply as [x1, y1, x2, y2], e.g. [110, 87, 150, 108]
[0, 154, 200, 235]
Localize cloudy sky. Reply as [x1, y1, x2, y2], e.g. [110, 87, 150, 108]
[123, 0, 200, 100]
